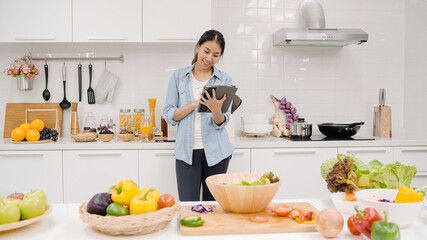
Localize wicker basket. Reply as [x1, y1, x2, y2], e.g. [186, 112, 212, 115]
[73, 133, 97, 142]
[79, 201, 180, 236]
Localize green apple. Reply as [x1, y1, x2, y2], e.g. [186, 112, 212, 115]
[0, 196, 4, 203]
[18, 190, 47, 219]
[4, 198, 22, 205]
[0, 201, 21, 224]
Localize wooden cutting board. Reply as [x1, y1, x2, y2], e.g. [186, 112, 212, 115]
[4, 103, 63, 138]
[180, 202, 318, 236]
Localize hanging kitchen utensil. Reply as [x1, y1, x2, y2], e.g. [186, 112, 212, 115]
[318, 122, 364, 138]
[78, 62, 82, 102]
[59, 63, 71, 109]
[87, 63, 95, 104]
[42, 60, 50, 101]
[373, 88, 392, 138]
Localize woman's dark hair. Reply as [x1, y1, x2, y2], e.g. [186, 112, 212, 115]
[192, 29, 225, 65]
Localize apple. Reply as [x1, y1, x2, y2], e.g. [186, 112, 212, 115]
[7, 192, 24, 200]
[0, 201, 21, 224]
[0, 196, 4, 203]
[4, 198, 22, 205]
[18, 190, 47, 219]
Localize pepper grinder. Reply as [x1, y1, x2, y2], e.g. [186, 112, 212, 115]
[71, 102, 80, 135]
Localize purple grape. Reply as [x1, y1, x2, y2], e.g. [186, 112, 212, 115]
[284, 109, 291, 114]
[287, 118, 294, 124]
[290, 107, 296, 114]
[286, 123, 291, 130]
[280, 97, 287, 105]
[287, 114, 293, 120]
[279, 104, 286, 110]
[293, 114, 299, 121]
[285, 102, 292, 109]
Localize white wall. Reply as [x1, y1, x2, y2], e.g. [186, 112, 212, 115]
[405, 0, 427, 135]
[0, 0, 405, 138]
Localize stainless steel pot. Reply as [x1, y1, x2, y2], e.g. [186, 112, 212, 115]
[290, 118, 312, 139]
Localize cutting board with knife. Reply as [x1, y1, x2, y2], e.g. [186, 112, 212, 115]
[373, 88, 392, 138]
[3, 103, 63, 138]
[180, 202, 318, 236]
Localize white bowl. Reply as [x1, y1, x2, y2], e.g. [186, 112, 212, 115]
[356, 189, 424, 228]
[330, 192, 358, 215]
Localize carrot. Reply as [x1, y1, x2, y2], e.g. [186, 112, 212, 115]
[345, 192, 356, 201]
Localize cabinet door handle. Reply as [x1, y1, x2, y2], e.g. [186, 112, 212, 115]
[157, 38, 196, 41]
[274, 149, 316, 155]
[344, 149, 387, 154]
[15, 37, 56, 41]
[401, 148, 427, 153]
[78, 152, 123, 157]
[0, 153, 44, 157]
[154, 152, 175, 157]
[87, 37, 128, 40]
[414, 171, 427, 177]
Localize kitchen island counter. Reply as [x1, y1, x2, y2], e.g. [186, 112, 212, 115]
[1, 199, 426, 240]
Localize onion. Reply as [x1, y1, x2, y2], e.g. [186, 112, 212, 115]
[315, 208, 344, 238]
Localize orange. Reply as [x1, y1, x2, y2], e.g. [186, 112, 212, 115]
[30, 119, 44, 132]
[26, 129, 40, 141]
[11, 127, 26, 141]
[19, 123, 31, 132]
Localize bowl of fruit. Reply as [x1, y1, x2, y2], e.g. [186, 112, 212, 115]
[118, 129, 135, 142]
[79, 180, 179, 236]
[11, 119, 59, 144]
[98, 127, 114, 142]
[205, 172, 281, 213]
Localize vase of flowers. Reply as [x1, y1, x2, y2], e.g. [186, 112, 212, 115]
[6, 56, 40, 91]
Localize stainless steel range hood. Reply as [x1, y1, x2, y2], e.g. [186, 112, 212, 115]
[273, 0, 368, 47]
[273, 28, 368, 46]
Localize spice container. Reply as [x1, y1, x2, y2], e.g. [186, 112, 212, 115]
[133, 109, 145, 132]
[83, 127, 91, 133]
[119, 109, 131, 131]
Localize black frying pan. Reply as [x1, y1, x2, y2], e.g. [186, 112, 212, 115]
[318, 122, 364, 138]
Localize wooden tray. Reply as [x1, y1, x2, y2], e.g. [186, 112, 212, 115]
[0, 204, 52, 232]
[180, 202, 318, 236]
[12, 139, 52, 144]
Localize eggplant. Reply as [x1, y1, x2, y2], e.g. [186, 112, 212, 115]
[87, 192, 113, 216]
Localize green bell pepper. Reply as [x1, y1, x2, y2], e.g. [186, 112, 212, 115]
[106, 203, 129, 216]
[180, 215, 205, 227]
[371, 211, 400, 240]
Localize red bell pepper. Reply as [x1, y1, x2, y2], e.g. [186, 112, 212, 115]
[347, 214, 361, 235]
[353, 205, 383, 238]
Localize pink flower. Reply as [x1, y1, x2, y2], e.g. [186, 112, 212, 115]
[27, 73, 34, 79]
[22, 65, 30, 74]
[35, 69, 40, 75]
[7, 70, 12, 75]
[13, 68, 19, 75]
[29, 64, 34, 69]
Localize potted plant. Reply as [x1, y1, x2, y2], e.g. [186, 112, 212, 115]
[5, 55, 39, 91]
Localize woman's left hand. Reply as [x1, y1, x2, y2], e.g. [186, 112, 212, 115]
[200, 89, 226, 114]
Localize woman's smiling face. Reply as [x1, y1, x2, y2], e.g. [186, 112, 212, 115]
[196, 40, 222, 70]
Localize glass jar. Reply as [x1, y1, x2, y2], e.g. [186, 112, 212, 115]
[119, 109, 131, 131]
[84, 112, 97, 131]
[133, 109, 145, 132]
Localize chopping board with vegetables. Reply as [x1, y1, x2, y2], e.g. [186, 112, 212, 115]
[180, 202, 318, 236]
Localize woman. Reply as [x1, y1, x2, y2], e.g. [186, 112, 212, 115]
[163, 30, 234, 201]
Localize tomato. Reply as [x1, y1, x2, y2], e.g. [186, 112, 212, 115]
[272, 205, 293, 217]
[249, 216, 269, 223]
[157, 194, 175, 209]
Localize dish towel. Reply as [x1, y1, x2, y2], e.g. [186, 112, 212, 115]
[94, 70, 119, 103]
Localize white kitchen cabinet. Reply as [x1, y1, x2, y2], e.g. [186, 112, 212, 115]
[394, 147, 427, 188]
[0, 0, 72, 42]
[143, 0, 211, 42]
[63, 150, 138, 203]
[0, 151, 63, 203]
[73, 0, 142, 42]
[251, 148, 337, 199]
[228, 149, 251, 173]
[337, 147, 394, 164]
[139, 150, 178, 197]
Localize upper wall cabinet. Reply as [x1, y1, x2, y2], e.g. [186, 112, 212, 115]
[0, 0, 72, 42]
[143, 0, 211, 42]
[73, 0, 142, 42]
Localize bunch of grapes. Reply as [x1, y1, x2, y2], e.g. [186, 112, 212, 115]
[275, 97, 299, 130]
[40, 127, 59, 142]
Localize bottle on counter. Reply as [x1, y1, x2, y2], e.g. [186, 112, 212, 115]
[119, 109, 131, 131]
[161, 116, 168, 138]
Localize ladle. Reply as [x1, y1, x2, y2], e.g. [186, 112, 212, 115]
[59, 63, 71, 109]
[42, 62, 50, 101]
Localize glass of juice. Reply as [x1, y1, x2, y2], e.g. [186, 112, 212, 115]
[140, 116, 153, 142]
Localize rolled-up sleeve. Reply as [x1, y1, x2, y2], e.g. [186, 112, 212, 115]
[163, 73, 179, 126]
[212, 75, 233, 130]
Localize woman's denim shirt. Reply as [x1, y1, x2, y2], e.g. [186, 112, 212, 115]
[163, 64, 234, 166]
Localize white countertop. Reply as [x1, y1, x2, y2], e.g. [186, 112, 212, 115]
[1, 132, 427, 150]
[2, 199, 427, 240]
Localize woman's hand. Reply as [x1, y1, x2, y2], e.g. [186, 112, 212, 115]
[199, 89, 226, 114]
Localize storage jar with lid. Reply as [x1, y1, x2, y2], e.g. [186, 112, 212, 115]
[290, 118, 312, 139]
[119, 109, 131, 131]
[133, 109, 145, 132]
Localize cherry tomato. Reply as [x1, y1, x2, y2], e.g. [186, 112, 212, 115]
[272, 205, 293, 217]
[157, 194, 175, 209]
[249, 216, 269, 223]
[347, 215, 361, 235]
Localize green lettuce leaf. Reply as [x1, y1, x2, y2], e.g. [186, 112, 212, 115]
[320, 158, 339, 179]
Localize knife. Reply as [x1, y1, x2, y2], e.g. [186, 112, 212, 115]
[78, 63, 82, 102]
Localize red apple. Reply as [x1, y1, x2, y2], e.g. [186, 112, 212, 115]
[7, 192, 25, 200]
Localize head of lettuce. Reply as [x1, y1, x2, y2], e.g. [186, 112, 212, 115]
[321, 154, 417, 192]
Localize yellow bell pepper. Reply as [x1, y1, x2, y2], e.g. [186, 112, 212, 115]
[395, 185, 424, 203]
[130, 188, 158, 215]
[140, 186, 160, 201]
[111, 180, 140, 205]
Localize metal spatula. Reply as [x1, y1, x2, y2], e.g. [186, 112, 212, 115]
[87, 63, 95, 104]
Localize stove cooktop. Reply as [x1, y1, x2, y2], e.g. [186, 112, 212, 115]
[289, 135, 375, 141]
